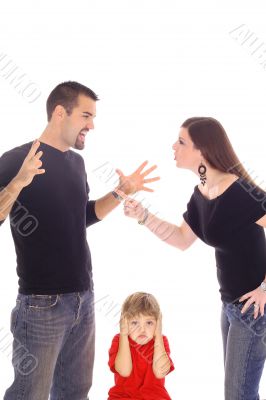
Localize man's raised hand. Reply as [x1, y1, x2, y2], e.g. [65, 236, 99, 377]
[14, 140, 45, 188]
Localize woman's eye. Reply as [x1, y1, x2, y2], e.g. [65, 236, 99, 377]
[178, 139, 184, 144]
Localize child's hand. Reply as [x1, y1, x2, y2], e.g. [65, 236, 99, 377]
[154, 312, 163, 338]
[120, 316, 129, 336]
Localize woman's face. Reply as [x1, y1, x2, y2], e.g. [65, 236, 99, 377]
[172, 127, 202, 171]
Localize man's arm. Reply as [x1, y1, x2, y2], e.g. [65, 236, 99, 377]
[94, 191, 122, 220]
[0, 180, 24, 223]
[93, 161, 160, 220]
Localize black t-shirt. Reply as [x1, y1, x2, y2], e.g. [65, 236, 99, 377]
[0, 141, 100, 294]
[183, 177, 266, 302]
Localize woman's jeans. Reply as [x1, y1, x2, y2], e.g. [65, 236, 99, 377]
[222, 300, 266, 400]
[4, 288, 95, 400]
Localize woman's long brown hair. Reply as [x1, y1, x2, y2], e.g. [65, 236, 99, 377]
[181, 117, 260, 187]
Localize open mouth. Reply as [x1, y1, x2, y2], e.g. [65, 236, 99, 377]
[78, 130, 87, 142]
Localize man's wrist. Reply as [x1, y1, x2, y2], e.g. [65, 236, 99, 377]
[111, 188, 127, 202]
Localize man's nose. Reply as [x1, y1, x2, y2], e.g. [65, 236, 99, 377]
[86, 121, 94, 130]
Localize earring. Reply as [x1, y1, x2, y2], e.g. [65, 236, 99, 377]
[198, 162, 207, 186]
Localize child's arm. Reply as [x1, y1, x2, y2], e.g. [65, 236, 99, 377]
[114, 316, 133, 377]
[153, 313, 171, 379]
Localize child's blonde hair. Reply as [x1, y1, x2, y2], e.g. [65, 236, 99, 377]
[121, 292, 160, 320]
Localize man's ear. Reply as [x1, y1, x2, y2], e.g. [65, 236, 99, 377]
[53, 105, 66, 120]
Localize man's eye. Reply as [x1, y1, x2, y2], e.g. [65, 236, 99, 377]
[83, 116, 88, 119]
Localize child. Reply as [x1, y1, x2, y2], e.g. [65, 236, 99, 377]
[108, 292, 174, 399]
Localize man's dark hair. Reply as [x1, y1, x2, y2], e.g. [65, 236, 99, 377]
[46, 81, 99, 121]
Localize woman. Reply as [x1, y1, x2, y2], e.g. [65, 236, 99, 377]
[123, 117, 266, 400]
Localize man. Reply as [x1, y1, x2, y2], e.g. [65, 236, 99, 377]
[0, 81, 159, 400]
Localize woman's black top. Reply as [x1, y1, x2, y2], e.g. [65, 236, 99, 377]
[183, 177, 266, 302]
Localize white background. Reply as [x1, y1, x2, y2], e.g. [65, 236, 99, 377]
[0, 1, 266, 399]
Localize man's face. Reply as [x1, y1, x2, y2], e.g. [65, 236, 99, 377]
[61, 94, 96, 150]
[128, 314, 157, 345]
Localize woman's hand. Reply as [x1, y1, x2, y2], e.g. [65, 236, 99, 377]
[239, 286, 266, 319]
[123, 198, 147, 222]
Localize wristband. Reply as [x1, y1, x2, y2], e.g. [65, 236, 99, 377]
[138, 208, 149, 225]
[111, 189, 126, 202]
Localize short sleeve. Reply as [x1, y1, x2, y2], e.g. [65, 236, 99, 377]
[182, 190, 200, 237]
[163, 336, 175, 374]
[108, 334, 120, 373]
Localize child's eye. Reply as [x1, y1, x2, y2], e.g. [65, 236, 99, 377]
[147, 321, 154, 326]
[131, 321, 138, 326]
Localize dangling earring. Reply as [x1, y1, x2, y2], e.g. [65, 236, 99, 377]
[198, 162, 207, 186]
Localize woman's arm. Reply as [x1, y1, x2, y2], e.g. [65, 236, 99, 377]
[124, 198, 198, 250]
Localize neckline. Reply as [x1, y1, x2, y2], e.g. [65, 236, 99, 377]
[195, 177, 241, 201]
[38, 141, 70, 155]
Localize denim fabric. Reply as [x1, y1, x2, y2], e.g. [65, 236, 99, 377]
[4, 289, 95, 400]
[221, 300, 266, 400]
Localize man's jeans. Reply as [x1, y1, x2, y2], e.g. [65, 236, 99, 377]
[4, 288, 95, 400]
[222, 300, 266, 400]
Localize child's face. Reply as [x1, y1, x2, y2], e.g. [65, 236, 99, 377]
[128, 314, 157, 345]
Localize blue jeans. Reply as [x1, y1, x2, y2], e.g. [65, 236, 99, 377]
[221, 301, 266, 400]
[4, 288, 95, 400]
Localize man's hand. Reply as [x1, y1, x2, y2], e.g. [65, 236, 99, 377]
[14, 140, 45, 189]
[116, 161, 160, 195]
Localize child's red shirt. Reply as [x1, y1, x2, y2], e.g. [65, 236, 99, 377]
[108, 334, 174, 399]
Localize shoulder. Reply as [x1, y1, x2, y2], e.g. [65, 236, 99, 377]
[0, 142, 32, 183]
[229, 178, 266, 209]
[68, 149, 85, 163]
[0, 142, 32, 162]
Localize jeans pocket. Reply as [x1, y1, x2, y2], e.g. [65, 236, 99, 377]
[27, 294, 59, 310]
[10, 299, 21, 334]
